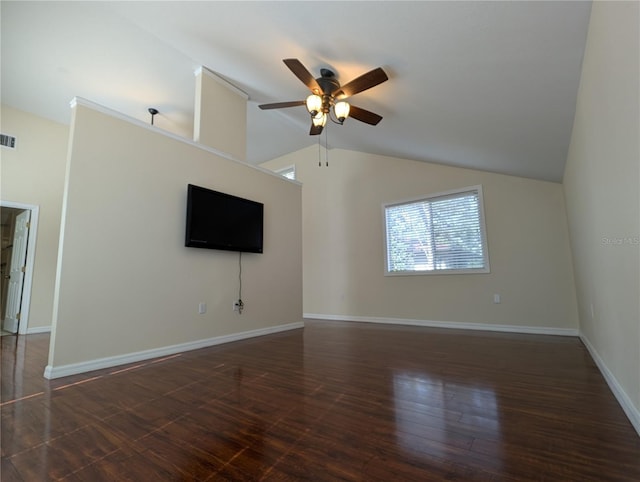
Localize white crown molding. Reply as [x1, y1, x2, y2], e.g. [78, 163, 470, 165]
[68, 97, 297, 185]
[69, 97, 242, 160]
[44, 321, 303, 379]
[303, 313, 579, 337]
[194, 66, 249, 100]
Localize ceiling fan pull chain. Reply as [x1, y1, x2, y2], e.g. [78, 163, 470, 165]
[325, 125, 329, 167]
[318, 136, 321, 167]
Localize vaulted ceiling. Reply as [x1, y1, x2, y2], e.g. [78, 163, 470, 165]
[1, 1, 592, 182]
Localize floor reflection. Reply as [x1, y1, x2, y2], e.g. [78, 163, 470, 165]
[1, 334, 26, 402]
[392, 371, 501, 459]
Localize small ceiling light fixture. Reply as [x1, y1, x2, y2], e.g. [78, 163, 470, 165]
[302, 69, 351, 127]
[148, 107, 159, 125]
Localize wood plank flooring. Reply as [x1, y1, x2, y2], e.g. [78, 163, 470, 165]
[1, 320, 639, 481]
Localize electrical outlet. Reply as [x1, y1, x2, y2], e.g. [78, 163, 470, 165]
[233, 302, 239, 311]
[198, 302, 206, 314]
[493, 294, 501, 304]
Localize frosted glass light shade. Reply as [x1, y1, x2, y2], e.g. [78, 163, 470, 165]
[334, 101, 350, 121]
[312, 112, 327, 127]
[306, 95, 322, 115]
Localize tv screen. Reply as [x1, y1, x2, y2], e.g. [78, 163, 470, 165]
[185, 184, 264, 253]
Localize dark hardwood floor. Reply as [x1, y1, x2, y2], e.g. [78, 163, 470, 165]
[1, 320, 639, 481]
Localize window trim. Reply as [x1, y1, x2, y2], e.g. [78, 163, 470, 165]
[382, 185, 490, 276]
[275, 165, 296, 180]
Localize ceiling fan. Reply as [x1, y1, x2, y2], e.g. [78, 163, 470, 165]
[259, 58, 388, 135]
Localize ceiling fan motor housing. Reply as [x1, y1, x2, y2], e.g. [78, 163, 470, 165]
[316, 70, 340, 112]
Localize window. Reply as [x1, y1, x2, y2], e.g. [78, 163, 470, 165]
[276, 165, 295, 180]
[384, 185, 490, 275]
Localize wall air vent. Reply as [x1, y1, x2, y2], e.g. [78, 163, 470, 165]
[1, 133, 17, 149]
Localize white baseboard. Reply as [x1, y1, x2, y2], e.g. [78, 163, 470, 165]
[304, 313, 638, 437]
[303, 313, 579, 337]
[43, 321, 303, 380]
[579, 334, 640, 437]
[27, 325, 51, 334]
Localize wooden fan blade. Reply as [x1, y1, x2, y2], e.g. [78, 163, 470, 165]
[349, 105, 383, 125]
[309, 123, 324, 135]
[334, 67, 388, 98]
[259, 100, 305, 110]
[283, 59, 322, 94]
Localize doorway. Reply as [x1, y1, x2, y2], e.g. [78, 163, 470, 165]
[0, 202, 39, 335]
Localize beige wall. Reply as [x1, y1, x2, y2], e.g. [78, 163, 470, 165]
[194, 67, 247, 161]
[563, 1, 639, 424]
[264, 146, 578, 330]
[48, 100, 302, 371]
[0, 105, 69, 330]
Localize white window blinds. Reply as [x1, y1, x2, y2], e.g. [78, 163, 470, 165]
[384, 186, 490, 275]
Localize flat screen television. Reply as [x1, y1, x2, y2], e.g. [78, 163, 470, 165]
[185, 184, 264, 253]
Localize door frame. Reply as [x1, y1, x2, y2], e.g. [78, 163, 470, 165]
[1, 200, 39, 335]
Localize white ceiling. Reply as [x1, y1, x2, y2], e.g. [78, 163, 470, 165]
[1, 1, 592, 182]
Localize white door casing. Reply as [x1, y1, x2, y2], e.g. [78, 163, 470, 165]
[4, 210, 31, 333]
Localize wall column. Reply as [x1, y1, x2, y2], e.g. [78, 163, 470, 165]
[194, 66, 248, 161]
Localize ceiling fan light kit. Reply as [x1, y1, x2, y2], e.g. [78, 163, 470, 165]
[334, 101, 350, 123]
[306, 94, 322, 117]
[259, 58, 388, 136]
[312, 111, 327, 128]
